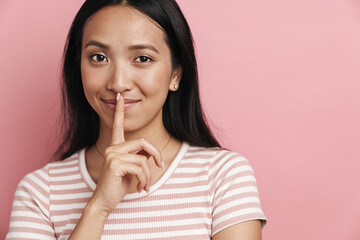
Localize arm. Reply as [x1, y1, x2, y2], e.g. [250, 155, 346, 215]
[212, 220, 262, 240]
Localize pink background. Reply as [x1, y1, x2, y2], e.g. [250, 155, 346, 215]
[1, 0, 360, 239]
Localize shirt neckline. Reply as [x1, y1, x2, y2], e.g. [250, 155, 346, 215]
[79, 141, 189, 200]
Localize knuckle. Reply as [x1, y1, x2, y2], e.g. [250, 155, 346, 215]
[104, 152, 115, 162]
[108, 159, 118, 170]
[139, 137, 146, 145]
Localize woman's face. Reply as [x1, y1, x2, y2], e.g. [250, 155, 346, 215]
[81, 5, 181, 135]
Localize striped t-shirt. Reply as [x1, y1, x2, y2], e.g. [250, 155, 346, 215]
[6, 142, 267, 239]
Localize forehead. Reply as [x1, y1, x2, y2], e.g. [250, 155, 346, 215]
[82, 5, 168, 50]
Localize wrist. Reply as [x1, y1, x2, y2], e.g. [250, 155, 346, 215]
[68, 198, 110, 239]
[84, 198, 112, 220]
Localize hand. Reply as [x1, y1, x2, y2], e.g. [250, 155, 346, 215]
[89, 93, 163, 216]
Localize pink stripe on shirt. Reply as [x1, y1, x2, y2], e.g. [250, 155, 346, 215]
[6, 142, 266, 240]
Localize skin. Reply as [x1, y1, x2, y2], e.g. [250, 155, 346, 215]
[68, 4, 262, 240]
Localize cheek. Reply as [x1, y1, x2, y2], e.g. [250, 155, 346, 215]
[81, 61, 103, 90]
[134, 65, 172, 96]
[81, 62, 105, 104]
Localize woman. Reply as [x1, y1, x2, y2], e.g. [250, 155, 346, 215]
[6, 0, 267, 239]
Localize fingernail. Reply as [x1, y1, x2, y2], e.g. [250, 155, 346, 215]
[161, 160, 164, 169]
[116, 93, 120, 102]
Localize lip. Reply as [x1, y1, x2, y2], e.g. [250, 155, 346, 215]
[102, 98, 140, 111]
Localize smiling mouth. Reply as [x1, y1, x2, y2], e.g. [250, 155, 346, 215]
[102, 99, 140, 111]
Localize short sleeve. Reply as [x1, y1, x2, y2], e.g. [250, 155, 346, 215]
[209, 150, 267, 237]
[6, 166, 56, 240]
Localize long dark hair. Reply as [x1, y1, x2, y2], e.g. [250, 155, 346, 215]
[53, 0, 221, 161]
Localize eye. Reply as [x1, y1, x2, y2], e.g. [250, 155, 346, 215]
[135, 56, 152, 63]
[90, 54, 108, 62]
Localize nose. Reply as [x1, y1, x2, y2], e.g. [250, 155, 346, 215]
[106, 61, 133, 93]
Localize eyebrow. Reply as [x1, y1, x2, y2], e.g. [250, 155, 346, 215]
[84, 40, 160, 54]
[84, 40, 110, 50]
[128, 44, 160, 54]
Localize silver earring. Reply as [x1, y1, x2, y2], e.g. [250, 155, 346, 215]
[174, 84, 178, 89]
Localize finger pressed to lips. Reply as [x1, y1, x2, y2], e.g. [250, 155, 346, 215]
[111, 93, 125, 145]
[106, 93, 163, 193]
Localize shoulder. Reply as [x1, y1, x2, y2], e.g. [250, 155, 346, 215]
[202, 148, 256, 192]
[185, 144, 252, 172]
[46, 150, 82, 175]
[183, 145, 255, 185]
[211, 148, 250, 169]
[18, 149, 83, 190]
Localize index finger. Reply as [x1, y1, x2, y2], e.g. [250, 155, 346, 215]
[111, 93, 125, 145]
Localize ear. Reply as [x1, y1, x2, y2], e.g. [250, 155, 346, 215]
[169, 65, 182, 91]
